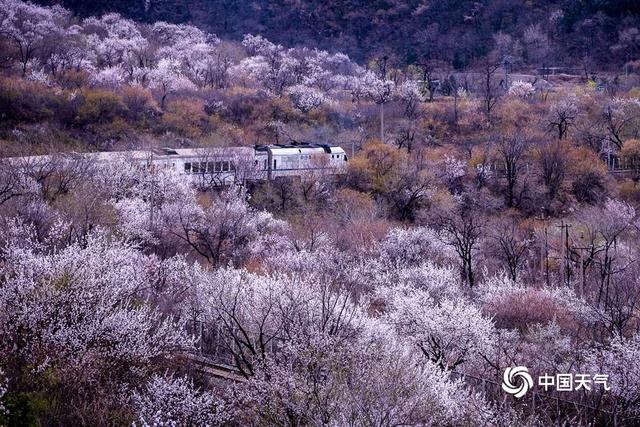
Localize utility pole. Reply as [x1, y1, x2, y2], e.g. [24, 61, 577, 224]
[575, 245, 587, 297]
[544, 225, 550, 287]
[377, 55, 388, 144]
[537, 213, 550, 286]
[556, 221, 572, 286]
[574, 231, 589, 298]
[503, 57, 510, 89]
[380, 102, 385, 143]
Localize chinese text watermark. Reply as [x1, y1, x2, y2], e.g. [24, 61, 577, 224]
[502, 366, 610, 398]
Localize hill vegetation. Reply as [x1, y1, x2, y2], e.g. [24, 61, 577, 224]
[2, 0, 640, 425]
[35, 0, 640, 69]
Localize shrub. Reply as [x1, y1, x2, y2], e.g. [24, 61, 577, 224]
[121, 85, 159, 124]
[570, 147, 608, 204]
[155, 99, 209, 139]
[76, 90, 127, 125]
[479, 276, 591, 331]
[619, 179, 640, 204]
[0, 77, 56, 123]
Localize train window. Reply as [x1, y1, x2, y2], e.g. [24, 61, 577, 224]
[344, 155, 348, 161]
[273, 159, 277, 169]
[230, 162, 236, 172]
[184, 162, 191, 173]
[192, 163, 200, 173]
[222, 161, 229, 172]
[207, 162, 215, 173]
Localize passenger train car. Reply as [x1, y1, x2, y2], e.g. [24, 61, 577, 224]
[255, 142, 348, 180]
[6, 142, 348, 187]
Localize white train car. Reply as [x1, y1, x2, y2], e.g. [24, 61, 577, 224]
[163, 147, 257, 187]
[5, 142, 348, 186]
[255, 142, 348, 179]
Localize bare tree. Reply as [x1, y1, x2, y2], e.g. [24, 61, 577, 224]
[538, 141, 568, 200]
[495, 134, 528, 207]
[602, 98, 640, 150]
[394, 80, 424, 152]
[579, 200, 636, 308]
[0, 159, 35, 205]
[489, 219, 531, 281]
[478, 59, 502, 123]
[549, 98, 578, 140]
[436, 211, 483, 288]
[417, 60, 447, 102]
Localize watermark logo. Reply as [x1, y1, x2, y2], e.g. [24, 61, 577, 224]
[501, 366, 611, 397]
[502, 366, 534, 398]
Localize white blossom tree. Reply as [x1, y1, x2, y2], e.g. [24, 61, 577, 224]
[83, 13, 149, 73]
[286, 84, 327, 112]
[148, 57, 196, 108]
[0, 0, 68, 75]
[350, 71, 394, 142]
[508, 80, 535, 98]
[385, 288, 496, 370]
[584, 333, 640, 417]
[176, 185, 286, 267]
[0, 225, 193, 422]
[133, 374, 228, 426]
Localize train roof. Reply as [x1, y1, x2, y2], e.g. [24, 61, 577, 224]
[255, 142, 346, 155]
[153, 147, 254, 157]
[4, 146, 255, 163]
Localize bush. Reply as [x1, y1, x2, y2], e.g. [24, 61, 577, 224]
[619, 179, 640, 204]
[86, 118, 135, 150]
[621, 139, 640, 171]
[76, 90, 128, 125]
[155, 99, 209, 139]
[0, 77, 56, 123]
[570, 147, 608, 204]
[221, 92, 266, 124]
[121, 85, 159, 124]
[480, 279, 588, 332]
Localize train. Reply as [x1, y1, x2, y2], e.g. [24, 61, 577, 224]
[6, 142, 349, 187]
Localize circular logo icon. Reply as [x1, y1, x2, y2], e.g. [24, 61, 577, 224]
[502, 366, 533, 398]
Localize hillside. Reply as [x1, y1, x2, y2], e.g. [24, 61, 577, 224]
[35, 0, 640, 68]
